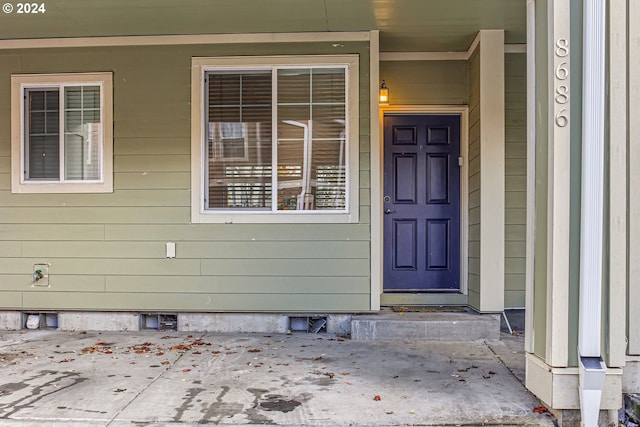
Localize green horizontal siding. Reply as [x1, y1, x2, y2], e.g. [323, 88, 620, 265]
[0, 41, 372, 312]
[114, 172, 190, 190]
[104, 224, 371, 241]
[105, 276, 371, 294]
[504, 53, 527, 308]
[0, 190, 189, 207]
[380, 61, 468, 105]
[20, 241, 370, 259]
[467, 48, 481, 310]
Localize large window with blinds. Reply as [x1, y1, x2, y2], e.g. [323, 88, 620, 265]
[192, 55, 359, 223]
[205, 67, 348, 212]
[11, 73, 113, 193]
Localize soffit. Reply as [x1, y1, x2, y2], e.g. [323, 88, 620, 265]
[0, 0, 525, 52]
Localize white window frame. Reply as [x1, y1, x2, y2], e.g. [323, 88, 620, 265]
[11, 72, 113, 193]
[191, 55, 359, 224]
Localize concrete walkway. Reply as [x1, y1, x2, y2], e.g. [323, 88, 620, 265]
[0, 330, 555, 426]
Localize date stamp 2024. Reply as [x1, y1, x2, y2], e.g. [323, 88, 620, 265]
[3, 2, 47, 14]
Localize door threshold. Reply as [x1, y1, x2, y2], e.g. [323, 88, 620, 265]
[380, 293, 468, 306]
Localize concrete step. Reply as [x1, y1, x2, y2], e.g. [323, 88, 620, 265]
[351, 307, 500, 341]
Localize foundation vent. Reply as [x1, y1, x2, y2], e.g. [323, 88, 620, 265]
[141, 313, 178, 331]
[288, 316, 327, 333]
[23, 312, 58, 330]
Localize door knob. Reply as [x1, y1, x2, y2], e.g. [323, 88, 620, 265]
[384, 209, 396, 214]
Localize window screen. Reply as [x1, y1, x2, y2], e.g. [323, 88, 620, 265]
[24, 85, 102, 182]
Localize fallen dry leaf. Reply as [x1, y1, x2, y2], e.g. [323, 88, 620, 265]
[373, 395, 382, 401]
[160, 360, 170, 365]
[248, 349, 261, 353]
[171, 344, 190, 351]
[533, 406, 548, 414]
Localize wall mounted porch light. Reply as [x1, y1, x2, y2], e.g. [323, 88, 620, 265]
[379, 80, 389, 105]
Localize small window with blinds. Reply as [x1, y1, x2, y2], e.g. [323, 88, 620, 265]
[205, 66, 348, 212]
[11, 73, 113, 194]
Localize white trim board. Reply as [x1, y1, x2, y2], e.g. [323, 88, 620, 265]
[380, 44, 526, 62]
[0, 32, 371, 50]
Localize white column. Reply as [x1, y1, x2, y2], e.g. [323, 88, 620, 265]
[606, 0, 627, 369]
[370, 30, 382, 311]
[524, 0, 536, 354]
[545, 0, 571, 367]
[628, 0, 640, 356]
[478, 30, 505, 312]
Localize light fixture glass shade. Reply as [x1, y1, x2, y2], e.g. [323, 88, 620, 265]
[379, 80, 389, 105]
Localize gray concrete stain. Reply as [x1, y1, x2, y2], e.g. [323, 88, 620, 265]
[199, 385, 243, 423]
[246, 388, 274, 424]
[172, 387, 205, 422]
[0, 370, 87, 418]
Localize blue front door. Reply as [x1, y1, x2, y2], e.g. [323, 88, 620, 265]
[383, 114, 461, 292]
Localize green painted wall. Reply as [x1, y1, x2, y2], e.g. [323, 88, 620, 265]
[504, 53, 527, 308]
[468, 48, 481, 309]
[379, 61, 468, 105]
[0, 42, 372, 312]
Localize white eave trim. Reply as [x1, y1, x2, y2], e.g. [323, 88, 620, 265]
[0, 31, 371, 49]
[380, 43, 526, 61]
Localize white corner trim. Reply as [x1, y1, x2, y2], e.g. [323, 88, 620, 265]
[0, 31, 371, 50]
[369, 30, 382, 311]
[607, 0, 628, 368]
[628, 0, 640, 356]
[524, 0, 537, 354]
[478, 30, 505, 313]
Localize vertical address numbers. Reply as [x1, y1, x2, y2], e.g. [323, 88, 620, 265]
[554, 38, 569, 127]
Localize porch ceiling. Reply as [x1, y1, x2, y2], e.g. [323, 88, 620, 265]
[0, 0, 525, 51]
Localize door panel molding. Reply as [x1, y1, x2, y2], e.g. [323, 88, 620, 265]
[383, 114, 461, 291]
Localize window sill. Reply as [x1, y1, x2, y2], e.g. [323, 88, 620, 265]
[11, 181, 113, 194]
[191, 210, 359, 224]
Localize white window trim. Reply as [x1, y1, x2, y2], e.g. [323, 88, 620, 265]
[11, 72, 113, 194]
[190, 55, 359, 224]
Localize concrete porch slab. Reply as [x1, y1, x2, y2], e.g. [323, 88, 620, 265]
[351, 307, 500, 341]
[0, 330, 554, 426]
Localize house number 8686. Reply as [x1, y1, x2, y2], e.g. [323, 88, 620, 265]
[554, 38, 569, 128]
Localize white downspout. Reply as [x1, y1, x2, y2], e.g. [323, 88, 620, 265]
[578, 0, 607, 426]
